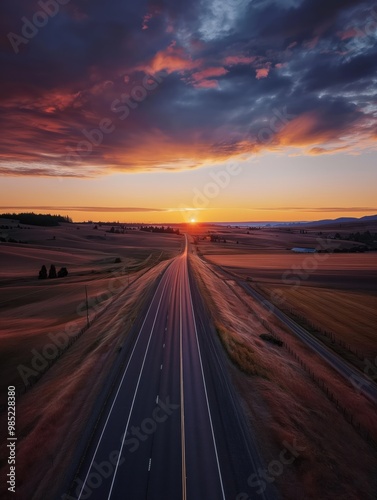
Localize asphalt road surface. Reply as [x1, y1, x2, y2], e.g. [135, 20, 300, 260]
[68, 238, 277, 500]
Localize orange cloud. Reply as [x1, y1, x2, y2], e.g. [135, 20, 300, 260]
[224, 55, 256, 66]
[256, 67, 270, 79]
[147, 41, 200, 74]
[193, 79, 219, 89]
[273, 112, 372, 152]
[190, 67, 228, 88]
[276, 112, 334, 146]
[192, 67, 228, 81]
[308, 146, 350, 155]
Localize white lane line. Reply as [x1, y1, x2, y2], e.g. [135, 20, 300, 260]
[180, 280, 187, 500]
[148, 458, 152, 471]
[156, 395, 159, 404]
[107, 271, 171, 499]
[77, 264, 171, 500]
[163, 343, 165, 348]
[186, 264, 226, 500]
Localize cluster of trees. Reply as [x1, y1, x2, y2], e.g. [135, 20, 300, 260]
[140, 226, 180, 235]
[347, 231, 376, 244]
[0, 213, 72, 227]
[332, 247, 367, 253]
[333, 230, 377, 250]
[0, 236, 28, 244]
[98, 224, 137, 230]
[107, 226, 126, 234]
[210, 234, 227, 243]
[38, 265, 68, 279]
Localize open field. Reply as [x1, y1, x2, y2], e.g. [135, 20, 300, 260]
[203, 251, 377, 358]
[189, 251, 377, 500]
[0, 221, 182, 497]
[192, 221, 377, 362]
[190, 222, 376, 252]
[259, 286, 377, 359]
[0, 220, 375, 499]
[205, 252, 377, 291]
[0, 222, 182, 279]
[0, 259, 171, 499]
[0, 223, 182, 403]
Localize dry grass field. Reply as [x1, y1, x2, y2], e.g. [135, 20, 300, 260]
[189, 251, 377, 500]
[0, 259, 172, 499]
[0, 221, 182, 498]
[195, 223, 377, 361]
[0, 223, 182, 403]
[259, 286, 377, 359]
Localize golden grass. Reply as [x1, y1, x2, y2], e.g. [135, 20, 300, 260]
[260, 285, 377, 358]
[0, 229, 182, 403]
[0, 259, 172, 499]
[189, 253, 377, 500]
[206, 252, 377, 271]
[216, 325, 270, 378]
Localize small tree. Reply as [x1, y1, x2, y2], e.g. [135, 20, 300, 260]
[57, 267, 68, 278]
[48, 264, 57, 279]
[39, 265, 48, 280]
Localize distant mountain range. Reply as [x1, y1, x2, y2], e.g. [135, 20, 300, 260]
[216, 214, 377, 228]
[295, 214, 377, 227]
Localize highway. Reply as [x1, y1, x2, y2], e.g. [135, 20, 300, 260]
[68, 237, 277, 500]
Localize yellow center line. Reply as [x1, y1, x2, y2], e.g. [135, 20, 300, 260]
[179, 275, 187, 500]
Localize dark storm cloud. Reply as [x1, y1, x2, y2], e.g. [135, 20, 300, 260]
[0, 0, 376, 176]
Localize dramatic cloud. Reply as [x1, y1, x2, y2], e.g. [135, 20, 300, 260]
[0, 0, 376, 177]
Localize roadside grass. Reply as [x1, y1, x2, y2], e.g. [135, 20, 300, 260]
[216, 325, 269, 378]
[259, 284, 377, 359]
[189, 253, 377, 500]
[0, 259, 171, 499]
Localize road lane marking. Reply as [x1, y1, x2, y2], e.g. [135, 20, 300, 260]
[148, 458, 152, 471]
[77, 266, 172, 500]
[107, 274, 171, 499]
[160, 364, 163, 370]
[186, 265, 226, 500]
[179, 281, 187, 500]
[156, 395, 159, 404]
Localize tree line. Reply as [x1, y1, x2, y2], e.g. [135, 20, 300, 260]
[140, 226, 180, 235]
[0, 213, 72, 226]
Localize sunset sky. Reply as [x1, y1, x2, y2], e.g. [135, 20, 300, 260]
[1, 0, 376, 223]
